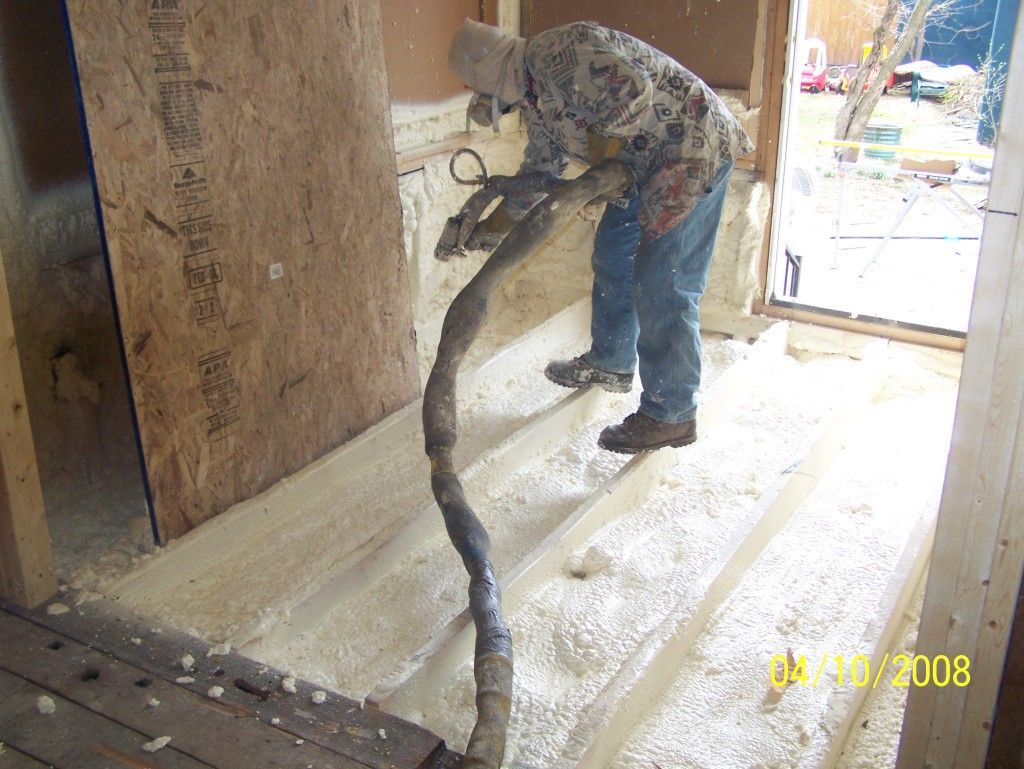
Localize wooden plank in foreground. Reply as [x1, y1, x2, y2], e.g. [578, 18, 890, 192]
[1, 600, 449, 769]
[0, 610, 362, 769]
[0, 667, 212, 769]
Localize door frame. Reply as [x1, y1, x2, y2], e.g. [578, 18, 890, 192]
[750, 0, 967, 352]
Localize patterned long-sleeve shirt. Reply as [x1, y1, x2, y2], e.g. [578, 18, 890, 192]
[505, 22, 754, 241]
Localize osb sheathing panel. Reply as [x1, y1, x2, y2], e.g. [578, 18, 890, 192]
[64, 0, 420, 541]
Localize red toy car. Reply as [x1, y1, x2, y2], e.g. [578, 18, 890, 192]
[800, 38, 828, 92]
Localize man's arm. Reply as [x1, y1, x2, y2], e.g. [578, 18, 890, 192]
[469, 124, 568, 249]
[500, 125, 569, 220]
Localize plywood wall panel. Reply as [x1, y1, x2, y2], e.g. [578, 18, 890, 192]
[64, 0, 420, 541]
[526, 0, 759, 90]
[381, 0, 499, 103]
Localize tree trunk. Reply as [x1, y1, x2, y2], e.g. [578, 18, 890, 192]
[833, 0, 937, 161]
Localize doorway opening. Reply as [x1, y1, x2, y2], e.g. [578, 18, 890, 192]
[0, 1, 152, 587]
[766, 0, 1005, 337]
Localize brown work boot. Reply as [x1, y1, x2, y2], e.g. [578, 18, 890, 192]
[544, 355, 633, 393]
[597, 412, 697, 454]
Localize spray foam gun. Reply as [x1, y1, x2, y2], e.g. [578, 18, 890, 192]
[434, 148, 567, 261]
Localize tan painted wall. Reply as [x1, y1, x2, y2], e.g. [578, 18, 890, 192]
[526, 0, 760, 91]
[381, 0, 499, 103]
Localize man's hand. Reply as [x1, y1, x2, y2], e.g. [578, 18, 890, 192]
[466, 204, 516, 252]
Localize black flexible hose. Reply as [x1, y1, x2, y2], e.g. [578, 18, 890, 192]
[422, 159, 633, 769]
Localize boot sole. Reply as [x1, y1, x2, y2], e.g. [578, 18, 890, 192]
[598, 430, 698, 454]
[544, 372, 632, 394]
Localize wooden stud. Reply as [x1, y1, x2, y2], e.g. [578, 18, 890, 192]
[753, 301, 967, 352]
[396, 134, 499, 176]
[0, 250, 56, 608]
[751, 0, 793, 311]
[895, 8, 1024, 768]
[748, 0, 772, 108]
[984, 575, 1024, 766]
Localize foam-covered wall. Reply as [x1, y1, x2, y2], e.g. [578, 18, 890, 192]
[389, 12, 769, 357]
[389, 0, 599, 378]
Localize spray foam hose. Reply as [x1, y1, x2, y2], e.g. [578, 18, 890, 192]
[422, 160, 633, 769]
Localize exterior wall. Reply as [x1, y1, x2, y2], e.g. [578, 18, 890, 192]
[918, 0, 1001, 67]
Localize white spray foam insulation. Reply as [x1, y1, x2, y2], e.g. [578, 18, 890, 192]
[606, 371, 956, 769]
[111, 310, 593, 641]
[95, 72, 952, 767]
[395, 352, 955, 769]
[834, 584, 926, 769]
[703, 170, 771, 315]
[255, 336, 750, 697]
[407, 352, 853, 760]
[402, 146, 598, 384]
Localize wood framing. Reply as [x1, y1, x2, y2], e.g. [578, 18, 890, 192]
[748, 0, 794, 318]
[395, 133, 499, 176]
[748, 0, 772, 108]
[0, 602, 454, 769]
[986, 575, 1024, 766]
[0, 249, 56, 608]
[64, 1, 420, 541]
[895, 7, 1024, 767]
[752, 0, 791, 180]
[755, 303, 967, 352]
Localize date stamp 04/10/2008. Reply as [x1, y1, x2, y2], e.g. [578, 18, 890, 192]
[770, 650, 971, 690]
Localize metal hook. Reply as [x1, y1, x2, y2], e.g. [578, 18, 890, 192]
[449, 147, 489, 187]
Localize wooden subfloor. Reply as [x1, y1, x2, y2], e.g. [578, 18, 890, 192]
[0, 600, 459, 769]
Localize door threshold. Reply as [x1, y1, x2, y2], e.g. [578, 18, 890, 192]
[754, 298, 966, 352]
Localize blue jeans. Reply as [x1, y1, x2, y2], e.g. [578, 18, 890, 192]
[586, 162, 733, 424]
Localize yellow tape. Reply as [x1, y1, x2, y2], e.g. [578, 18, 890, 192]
[819, 139, 993, 160]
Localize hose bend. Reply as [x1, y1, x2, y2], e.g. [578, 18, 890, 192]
[422, 160, 634, 768]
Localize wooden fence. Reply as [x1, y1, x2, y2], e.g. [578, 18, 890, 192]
[806, 0, 889, 66]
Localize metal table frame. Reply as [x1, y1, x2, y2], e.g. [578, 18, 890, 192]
[831, 160, 990, 276]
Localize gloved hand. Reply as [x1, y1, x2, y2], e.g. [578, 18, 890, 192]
[466, 204, 516, 252]
[586, 129, 624, 166]
[585, 130, 630, 207]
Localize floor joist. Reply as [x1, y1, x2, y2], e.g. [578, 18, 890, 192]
[109, 301, 592, 641]
[567, 351, 889, 769]
[371, 322, 792, 712]
[243, 385, 604, 655]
